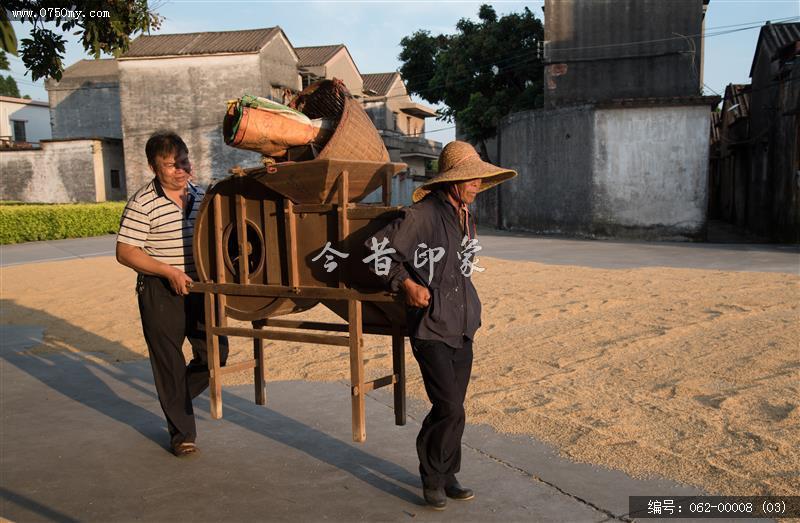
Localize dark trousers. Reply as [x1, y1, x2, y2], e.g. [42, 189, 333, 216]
[411, 337, 473, 489]
[137, 274, 229, 447]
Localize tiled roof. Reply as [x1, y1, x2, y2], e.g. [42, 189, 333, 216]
[295, 45, 344, 66]
[122, 27, 281, 58]
[723, 84, 750, 120]
[59, 59, 118, 79]
[749, 22, 800, 77]
[0, 95, 48, 107]
[361, 72, 400, 96]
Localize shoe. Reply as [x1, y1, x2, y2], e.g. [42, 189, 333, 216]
[423, 487, 447, 510]
[172, 441, 199, 457]
[445, 481, 474, 500]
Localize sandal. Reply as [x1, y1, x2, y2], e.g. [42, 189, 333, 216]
[172, 442, 199, 457]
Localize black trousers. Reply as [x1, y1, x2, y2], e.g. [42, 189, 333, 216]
[411, 337, 473, 489]
[137, 274, 229, 447]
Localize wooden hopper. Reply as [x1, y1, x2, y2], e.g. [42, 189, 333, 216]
[192, 160, 409, 442]
[193, 159, 407, 320]
[191, 78, 415, 442]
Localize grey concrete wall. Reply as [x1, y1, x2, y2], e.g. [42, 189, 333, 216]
[47, 82, 122, 139]
[364, 103, 389, 131]
[259, 33, 302, 94]
[591, 106, 709, 238]
[771, 63, 800, 242]
[0, 140, 100, 202]
[472, 135, 498, 227]
[119, 44, 298, 195]
[325, 50, 363, 94]
[543, 0, 703, 107]
[494, 107, 595, 233]
[99, 140, 127, 201]
[491, 104, 711, 239]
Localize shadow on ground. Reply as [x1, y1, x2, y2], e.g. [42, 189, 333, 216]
[1, 299, 423, 515]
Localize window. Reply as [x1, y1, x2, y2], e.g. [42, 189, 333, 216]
[12, 120, 26, 142]
[110, 169, 121, 189]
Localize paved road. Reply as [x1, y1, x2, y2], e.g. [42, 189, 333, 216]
[0, 235, 116, 267]
[2, 233, 798, 273]
[6, 324, 765, 522]
[2, 235, 789, 521]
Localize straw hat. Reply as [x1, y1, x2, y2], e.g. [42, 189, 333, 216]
[412, 141, 517, 203]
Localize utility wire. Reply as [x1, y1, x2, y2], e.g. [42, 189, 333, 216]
[546, 16, 798, 54]
[407, 124, 456, 137]
[390, 15, 799, 88]
[4, 72, 42, 86]
[376, 16, 799, 105]
[703, 82, 722, 97]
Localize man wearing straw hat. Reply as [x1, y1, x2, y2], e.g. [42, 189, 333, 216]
[367, 140, 516, 510]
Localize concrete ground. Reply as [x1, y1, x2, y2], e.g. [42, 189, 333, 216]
[1, 232, 798, 273]
[2, 233, 792, 521]
[1, 326, 773, 523]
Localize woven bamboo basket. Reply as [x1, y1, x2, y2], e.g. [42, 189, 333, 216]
[290, 78, 389, 163]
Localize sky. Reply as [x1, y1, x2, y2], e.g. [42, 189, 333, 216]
[6, 0, 800, 144]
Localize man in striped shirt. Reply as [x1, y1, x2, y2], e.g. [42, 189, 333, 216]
[116, 131, 228, 457]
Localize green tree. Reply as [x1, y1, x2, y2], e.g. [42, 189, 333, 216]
[0, 50, 21, 97]
[1, 1, 162, 81]
[399, 4, 544, 161]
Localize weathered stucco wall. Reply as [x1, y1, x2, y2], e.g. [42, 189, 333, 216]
[98, 140, 127, 201]
[384, 77, 405, 132]
[48, 82, 122, 139]
[119, 39, 298, 194]
[543, 0, 704, 108]
[0, 99, 51, 143]
[491, 104, 711, 239]
[363, 102, 388, 131]
[326, 50, 363, 94]
[0, 139, 123, 202]
[490, 107, 595, 232]
[591, 105, 709, 238]
[259, 33, 302, 98]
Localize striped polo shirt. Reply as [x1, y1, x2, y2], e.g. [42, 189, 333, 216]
[117, 178, 204, 279]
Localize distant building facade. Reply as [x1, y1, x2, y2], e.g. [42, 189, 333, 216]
[296, 49, 442, 204]
[475, 0, 718, 240]
[709, 23, 800, 242]
[296, 44, 364, 94]
[543, 0, 708, 108]
[2, 27, 442, 204]
[0, 79, 127, 203]
[360, 72, 440, 203]
[117, 27, 300, 192]
[0, 96, 125, 203]
[0, 96, 51, 145]
[45, 59, 121, 140]
[0, 138, 125, 202]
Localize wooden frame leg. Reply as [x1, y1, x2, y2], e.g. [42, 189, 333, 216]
[253, 319, 266, 406]
[349, 300, 366, 442]
[204, 292, 223, 419]
[391, 328, 406, 426]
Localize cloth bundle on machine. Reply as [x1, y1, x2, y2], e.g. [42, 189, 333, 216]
[223, 95, 335, 157]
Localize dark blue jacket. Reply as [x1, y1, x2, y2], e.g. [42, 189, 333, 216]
[367, 190, 481, 348]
